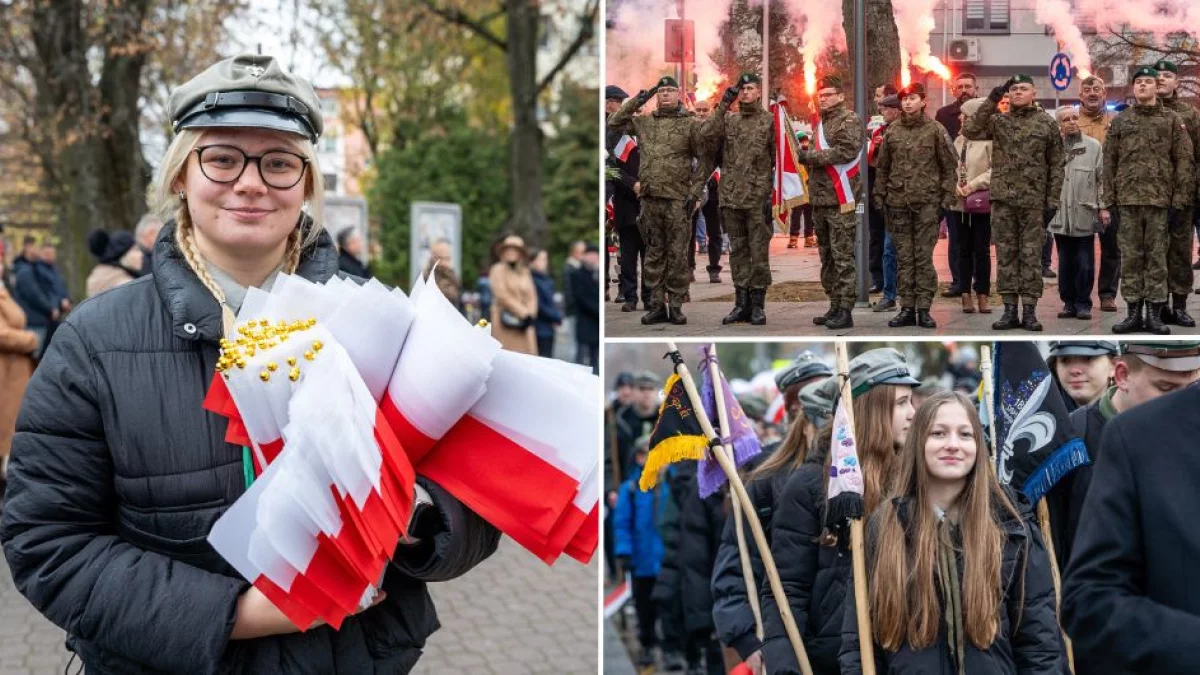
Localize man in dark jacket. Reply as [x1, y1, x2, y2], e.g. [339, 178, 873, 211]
[0, 220, 500, 674]
[336, 227, 371, 278]
[616, 372, 663, 478]
[570, 243, 600, 373]
[1047, 341, 1200, 571]
[935, 72, 978, 140]
[1062, 372, 1200, 674]
[10, 236, 58, 358]
[607, 86, 650, 312]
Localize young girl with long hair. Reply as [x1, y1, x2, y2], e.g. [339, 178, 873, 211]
[759, 348, 919, 674]
[840, 391, 1062, 674]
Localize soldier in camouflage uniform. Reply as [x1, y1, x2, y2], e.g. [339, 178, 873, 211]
[1100, 67, 1194, 335]
[608, 76, 713, 326]
[872, 82, 957, 329]
[798, 76, 865, 330]
[963, 74, 1065, 332]
[696, 72, 775, 326]
[1156, 60, 1199, 327]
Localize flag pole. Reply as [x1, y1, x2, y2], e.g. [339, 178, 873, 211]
[707, 349, 763, 642]
[834, 341, 877, 675]
[666, 341, 813, 675]
[980, 344, 1074, 673]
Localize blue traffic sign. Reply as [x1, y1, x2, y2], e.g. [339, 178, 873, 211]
[1050, 53, 1073, 92]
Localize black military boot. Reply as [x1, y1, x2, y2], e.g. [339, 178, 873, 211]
[825, 307, 853, 330]
[667, 305, 688, 325]
[1174, 294, 1196, 327]
[749, 289, 767, 326]
[888, 307, 916, 327]
[992, 304, 1021, 330]
[641, 305, 668, 325]
[723, 287, 751, 325]
[1021, 303, 1043, 332]
[917, 309, 937, 329]
[813, 303, 837, 325]
[1111, 301, 1143, 334]
[1145, 302, 1170, 335]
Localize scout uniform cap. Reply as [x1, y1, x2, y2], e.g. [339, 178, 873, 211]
[606, 85, 630, 101]
[799, 376, 837, 421]
[1008, 74, 1035, 88]
[899, 83, 927, 99]
[1153, 60, 1179, 74]
[775, 351, 834, 391]
[169, 54, 323, 142]
[1048, 340, 1119, 360]
[738, 72, 762, 86]
[633, 370, 662, 389]
[657, 76, 680, 89]
[878, 95, 902, 109]
[738, 394, 769, 422]
[849, 348, 921, 397]
[1132, 67, 1159, 82]
[1121, 341, 1200, 372]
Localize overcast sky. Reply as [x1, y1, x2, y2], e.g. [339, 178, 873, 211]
[225, 0, 352, 89]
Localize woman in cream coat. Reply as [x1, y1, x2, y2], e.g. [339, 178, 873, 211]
[951, 97, 994, 314]
[488, 234, 538, 354]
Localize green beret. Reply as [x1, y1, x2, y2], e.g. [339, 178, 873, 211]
[1153, 60, 1178, 74]
[1009, 74, 1035, 87]
[738, 72, 762, 86]
[657, 76, 679, 89]
[1132, 67, 1159, 82]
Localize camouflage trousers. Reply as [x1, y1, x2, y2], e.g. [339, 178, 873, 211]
[638, 197, 693, 310]
[1118, 205, 1169, 303]
[888, 203, 940, 309]
[1167, 207, 1195, 295]
[722, 207, 773, 290]
[814, 206, 858, 309]
[992, 203, 1045, 303]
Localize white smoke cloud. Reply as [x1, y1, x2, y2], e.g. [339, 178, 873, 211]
[893, 0, 952, 83]
[1036, 0, 1094, 77]
[776, 0, 845, 93]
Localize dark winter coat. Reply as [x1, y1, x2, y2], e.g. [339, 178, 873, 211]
[10, 255, 55, 328]
[1062, 384, 1200, 674]
[1045, 393, 1110, 572]
[606, 124, 641, 229]
[0, 221, 500, 675]
[35, 260, 69, 307]
[613, 463, 668, 578]
[839, 490, 1063, 675]
[760, 439, 849, 675]
[936, 99, 965, 140]
[337, 249, 370, 279]
[711, 448, 780, 659]
[655, 464, 726, 635]
[531, 269, 562, 340]
[568, 264, 599, 346]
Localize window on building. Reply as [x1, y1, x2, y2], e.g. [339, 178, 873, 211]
[323, 173, 338, 193]
[320, 132, 338, 154]
[320, 97, 339, 116]
[963, 0, 1009, 34]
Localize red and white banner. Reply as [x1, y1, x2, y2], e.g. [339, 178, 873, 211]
[614, 134, 637, 162]
[814, 115, 862, 214]
[771, 99, 808, 229]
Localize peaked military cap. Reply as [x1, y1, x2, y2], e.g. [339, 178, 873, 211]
[1122, 341, 1200, 372]
[1048, 341, 1119, 359]
[775, 351, 834, 391]
[799, 376, 837, 422]
[848, 348, 921, 397]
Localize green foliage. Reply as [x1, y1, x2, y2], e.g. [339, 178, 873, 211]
[543, 84, 601, 284]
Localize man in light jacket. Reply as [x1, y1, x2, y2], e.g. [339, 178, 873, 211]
[1049, 106, 1103, 320]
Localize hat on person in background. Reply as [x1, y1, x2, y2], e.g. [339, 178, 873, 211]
[1121, 341, 1200, 372]
[775, 351, 834, 392]
[848, 348, 922, 397]
[87, 230, 136, 266]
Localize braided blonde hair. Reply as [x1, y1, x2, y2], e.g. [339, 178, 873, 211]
[148, 129, 325, 335]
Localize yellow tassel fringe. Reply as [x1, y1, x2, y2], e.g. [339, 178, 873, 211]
[638, 434, 708, 492]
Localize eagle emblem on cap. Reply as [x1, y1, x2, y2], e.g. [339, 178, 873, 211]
[244, 64, 265, 77]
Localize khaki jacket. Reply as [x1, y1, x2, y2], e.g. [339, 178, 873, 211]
[1050, 134, 1103, 237]
[950, 136, 993, 212]
[488, 261, 537, 355]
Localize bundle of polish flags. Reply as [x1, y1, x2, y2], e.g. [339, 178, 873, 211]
[204, 272, 599, 631]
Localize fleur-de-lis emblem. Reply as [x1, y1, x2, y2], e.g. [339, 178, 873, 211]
[244, 65, 265, 77]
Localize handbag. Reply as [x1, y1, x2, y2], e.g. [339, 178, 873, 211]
[959, 142, 991, 214]
[500, 310, 525, 329]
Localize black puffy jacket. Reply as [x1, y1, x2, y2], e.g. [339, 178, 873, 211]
[839, 490, 1063, 675]
[0, 221, 500, 674]
[760, 439, 848, 675]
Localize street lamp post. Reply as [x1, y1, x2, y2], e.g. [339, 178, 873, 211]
[854, 0, 870, 307]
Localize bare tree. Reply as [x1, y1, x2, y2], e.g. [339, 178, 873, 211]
[1089, 30, 1200, 98]
[843, 0, 902, 105]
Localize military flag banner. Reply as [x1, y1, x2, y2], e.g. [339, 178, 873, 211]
[772, 98, 809, 228]
[640, 373, 709, 492]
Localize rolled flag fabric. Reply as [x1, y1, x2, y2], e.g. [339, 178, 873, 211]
[992, 342, 1089, 504]
[826, 393, 865, 525]
[697, 344, 762, 498]
[640, 373, 708, 492]
[772, 98, 809, 229]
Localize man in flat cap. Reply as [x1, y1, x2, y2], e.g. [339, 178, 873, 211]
[695, 72, 776, 326]
[609, 76, 715, 325]
[872, 82, 957, 329]
[798, 75, 866, 330]
[1101, 66, 1194, 335]
[1155, 61, 1200, 327]
[606, 85, 651, 314]
[963, 74, 1065, 331]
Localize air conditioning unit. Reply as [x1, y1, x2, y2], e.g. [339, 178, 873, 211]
[947, 38, 981, 63]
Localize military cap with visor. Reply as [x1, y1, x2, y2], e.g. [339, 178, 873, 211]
[878, 94, 902, 110]
[775, 351, 834, 391]
[799, 376, 837, 423]
[818, 76, 843, 91]
[1048, 340, 1119, 360]
[847, 348, 921, 397]
[169, 54, 323, 142]
[1121, 341, 1200, 372]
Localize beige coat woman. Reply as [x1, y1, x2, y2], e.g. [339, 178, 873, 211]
[950, 135, 993, 213]
[488, 235, 538, 354]
[0, 283, 38, 465]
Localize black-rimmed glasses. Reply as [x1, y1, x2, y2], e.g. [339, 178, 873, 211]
[194, 145, 309, 189]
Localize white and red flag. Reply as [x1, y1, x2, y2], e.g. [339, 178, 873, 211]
[771, 98, 809, 229]
[614, 134, 637, 162]
[813, 113, 862, 214]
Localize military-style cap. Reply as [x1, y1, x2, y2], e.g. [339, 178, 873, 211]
[606, 85, 629, 101]
[849, 348, 921, 397]
[737, 72, 762, 86]
[775, 351, 834, 391]
[737, 394, 769, 422]
[817, 76, 843, 91]
[614, 371, 635, 388]
[1009, 74, 1035, 87]
[656, 76, 680, 89]
[1153, 60, 1179, 74]
[169, 54, 323, 142]
[1132, 67, 1159, 82]
[1048, 341, 1119, 360]
[899, 83, 926, 99]
[878, 95, 901, 109]
[1121, 341, 1200, 372]
[799, 376, 837, 422]
[633, 370, 661, 388]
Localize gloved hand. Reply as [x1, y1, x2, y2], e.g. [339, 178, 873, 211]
[1043, 207, 1058, 226]
[634, 84, 661, 107]
[989, 78, 1016, 103]
[721, 85, 741, 106]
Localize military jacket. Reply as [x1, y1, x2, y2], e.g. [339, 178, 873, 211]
[1101, 102, 1194, 210]
[1163, 96, 1200, 203]
[962, 99, 1065, 209]
[695, 98, 775, 209]
[800, 104, 864, 208]
[608, 97, 711, 201]
[874, 111, 958, 209]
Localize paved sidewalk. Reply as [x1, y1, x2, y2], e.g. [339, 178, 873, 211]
[607, 234, 1200, 337]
